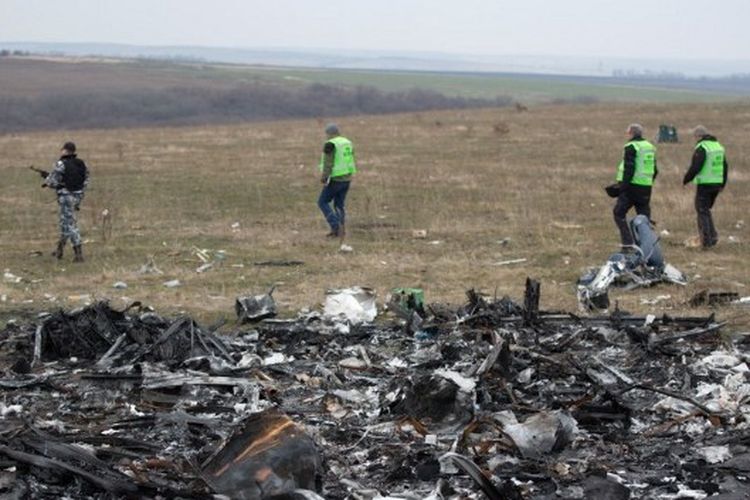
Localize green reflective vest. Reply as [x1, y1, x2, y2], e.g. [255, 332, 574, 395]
[694, 139, 725, 185]
[616, 139, 656, 186]
[319, 136, 357, 178]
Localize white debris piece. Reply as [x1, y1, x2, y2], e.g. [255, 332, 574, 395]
[0, 403, 23, 417]
[128, 404, 146, 417]
[517, 367, 535, 384]
[112, 281, 128, 289]
[262, 353, 293, 366]
[434, 369, 476, 392]
[163, 279, 181, 288]
[196, 263, 214, 273]
[387, 357, 408, 369]
[492, 258, 527, 266]
[659, 485, 708, 499]
[640, 295, 671, 305]
[696, 351, 742, 371]
[3, 270, 22, 283]
[502, 410, 579, 459]
[68, 294, 92, 303]
[323, 287, 377, 325]
[339, 243, 353, 253]
[331, 389, 371, 405]
[339, 357, 368, 370]
[697, 445, 732, 464]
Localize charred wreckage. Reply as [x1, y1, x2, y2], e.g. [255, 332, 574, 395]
[0, 278, 749, 500]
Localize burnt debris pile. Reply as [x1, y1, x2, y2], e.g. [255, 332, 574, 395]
[1, 280, 749, 499]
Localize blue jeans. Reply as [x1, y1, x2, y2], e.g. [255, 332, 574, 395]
[318, 180, 350, 232]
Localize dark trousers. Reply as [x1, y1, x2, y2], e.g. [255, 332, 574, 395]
[318, 180, 350, 232]
[613, 186, 651, 246]
[695, 185, 721, 247]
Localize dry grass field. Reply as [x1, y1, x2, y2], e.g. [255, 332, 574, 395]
[1, 102, 748, 329]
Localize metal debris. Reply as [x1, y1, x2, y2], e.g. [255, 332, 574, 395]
[236, 288, 278, 324]
[578, 215, 687, 311]
[0, 279, 747, 498]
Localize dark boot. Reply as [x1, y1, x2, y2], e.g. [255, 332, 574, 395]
[52, 240, 64, 259]
[73, 245, 84, 262]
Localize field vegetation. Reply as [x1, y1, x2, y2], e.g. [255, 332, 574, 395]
[1, 101, 748, 330]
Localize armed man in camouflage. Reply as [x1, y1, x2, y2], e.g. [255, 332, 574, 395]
[44, 142, 89, 262]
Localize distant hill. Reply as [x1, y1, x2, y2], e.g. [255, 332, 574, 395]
[1, 54, 748, 133]
[0, 57, 512, 132]
[3, 41, 750, 78]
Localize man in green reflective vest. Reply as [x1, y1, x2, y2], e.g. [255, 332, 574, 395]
[682, 125, 729, 249]
[318, 123, 356, 238]
[613, 123, 658, 249]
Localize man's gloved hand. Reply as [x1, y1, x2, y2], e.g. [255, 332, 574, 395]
[75, 203, 81, 211]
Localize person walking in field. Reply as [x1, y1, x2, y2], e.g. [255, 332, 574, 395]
[44, 141, 89, 262]
[318, 123, 356, 239]
[682, 125, 728, 249]
[612, 123, 658, 250]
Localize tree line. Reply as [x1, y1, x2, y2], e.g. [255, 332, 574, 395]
[0, 82, 513, 133]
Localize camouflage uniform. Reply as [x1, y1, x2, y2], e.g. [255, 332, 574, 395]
[45, 153, 89, 254]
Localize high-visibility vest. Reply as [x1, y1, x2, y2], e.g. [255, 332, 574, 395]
[694, 139, 725, 185]
[319, 136, 356, 178]
[616, 139, 656, 186]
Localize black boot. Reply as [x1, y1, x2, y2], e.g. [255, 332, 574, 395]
[52, 240, 64, 259]
[73, 245, 84, 263]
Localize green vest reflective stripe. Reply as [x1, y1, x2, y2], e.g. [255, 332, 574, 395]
[616, 139, 656, 186]
[319, 136, 356, 177]
[694, 140, 725, 185]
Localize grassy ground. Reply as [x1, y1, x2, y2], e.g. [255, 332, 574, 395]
[1, 102, 749, 330]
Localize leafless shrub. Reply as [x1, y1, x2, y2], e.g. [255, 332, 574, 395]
[493, 122, 510, 135]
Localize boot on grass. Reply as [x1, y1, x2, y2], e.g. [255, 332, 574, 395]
[73, 245, 84, 263]
[52, 240, 64, 260]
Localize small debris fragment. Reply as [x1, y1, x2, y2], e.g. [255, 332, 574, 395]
[236, 288, 277, 323]
[3, 270, 22, 284]
[323, 287, 377, 324]
[492, 258, 527, 266]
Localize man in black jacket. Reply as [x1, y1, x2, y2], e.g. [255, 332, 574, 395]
[45, 142, 89, 262]
[683, 126, 729, 249]
[612, 124, 658, 249]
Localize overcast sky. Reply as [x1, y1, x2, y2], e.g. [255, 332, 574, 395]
[2, 0, 749, 60]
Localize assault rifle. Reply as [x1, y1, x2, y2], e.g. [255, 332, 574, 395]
[28, 165, 50, 188]
[28, 165, 49, 178]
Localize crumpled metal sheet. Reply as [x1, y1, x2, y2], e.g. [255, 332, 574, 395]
[578, 215, 687, 311]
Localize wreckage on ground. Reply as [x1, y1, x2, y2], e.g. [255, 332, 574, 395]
[578, 215, 687, 311]
[0, 279, 748, 499]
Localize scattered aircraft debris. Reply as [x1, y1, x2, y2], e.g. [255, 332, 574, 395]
[578, 215, 687, 311]
[0, 279, 747, 499]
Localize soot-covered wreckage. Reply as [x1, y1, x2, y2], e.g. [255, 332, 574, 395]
[1, 280, 749, 500]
